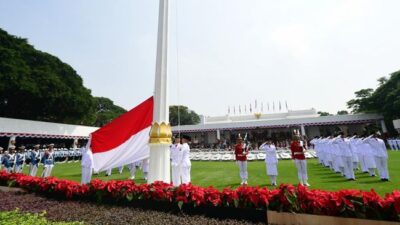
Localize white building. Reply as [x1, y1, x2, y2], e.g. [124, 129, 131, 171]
[0, 117, 98, 148]
[172, 109, 386, 147]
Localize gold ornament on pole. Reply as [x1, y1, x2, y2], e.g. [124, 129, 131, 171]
[149, 122, 172, 144]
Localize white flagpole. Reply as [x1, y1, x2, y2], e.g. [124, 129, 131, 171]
[148, 0, 171, 184]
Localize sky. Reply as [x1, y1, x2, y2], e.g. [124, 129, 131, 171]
[0, 0, 399, 116]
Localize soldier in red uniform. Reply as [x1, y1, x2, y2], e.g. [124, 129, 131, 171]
[290, 134, 310, 186]
[235, 135, 248, 185]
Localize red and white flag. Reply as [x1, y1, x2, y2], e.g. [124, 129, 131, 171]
[90, 97, 153, 172]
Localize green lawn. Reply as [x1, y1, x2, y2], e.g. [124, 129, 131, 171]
[22, 151, 399, 196]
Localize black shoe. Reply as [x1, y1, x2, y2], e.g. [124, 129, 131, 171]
[371, 174, 376, 177]
[348, 178, 356, 181]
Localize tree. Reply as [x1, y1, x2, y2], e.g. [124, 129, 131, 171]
[93, 97, 127, 127]
[347, 71, 400, 133]
[318, 111, 332, 116]
[337, 110, 349, 115]
[0, 28, 125, 126]
[169, 105, 200, 126]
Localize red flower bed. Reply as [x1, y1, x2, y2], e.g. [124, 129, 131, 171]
[0, 171, 399, 221]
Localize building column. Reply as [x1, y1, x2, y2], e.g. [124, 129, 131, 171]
[8, 136, 17, 149]
[300, 124, 306, 137]
[380, 120, 388, 133]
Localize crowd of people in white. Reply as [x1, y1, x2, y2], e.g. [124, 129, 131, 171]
[311, 133, 391, 181]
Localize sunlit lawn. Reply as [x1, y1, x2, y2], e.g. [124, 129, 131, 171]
[22, 151, 399, 196]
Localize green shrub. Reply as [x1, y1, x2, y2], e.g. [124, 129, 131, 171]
[0, 209, 84, 225]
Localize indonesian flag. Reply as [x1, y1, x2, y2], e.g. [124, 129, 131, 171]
[90, 97, 153, 172]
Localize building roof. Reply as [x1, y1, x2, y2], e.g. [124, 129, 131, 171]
[0, 117, 99, 139]
[172, 113, 383, 133]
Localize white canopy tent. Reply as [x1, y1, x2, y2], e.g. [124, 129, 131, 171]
[0, 117, 98, 145]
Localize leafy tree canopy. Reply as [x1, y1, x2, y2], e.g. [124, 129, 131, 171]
[317, 111, 332, 116]
[337, 110, 349, 115]
[0, 28, 125, 126]
[169, 105, 200, 126]
[347, 70, 400, 133]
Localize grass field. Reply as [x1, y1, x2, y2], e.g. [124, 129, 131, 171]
[21, 151, 399, 196]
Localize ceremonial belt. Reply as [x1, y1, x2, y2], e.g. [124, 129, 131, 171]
[293, 152, 304, 155]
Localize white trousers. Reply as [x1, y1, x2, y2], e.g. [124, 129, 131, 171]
[29, 164, 38, 176]
[81, 166, 93, 184]
[14, 165, 23, 173]
[42, 165, 54, 178]
[171, 165, 182, 186]
[237, 161, 248, 181]
[343, 156, 355, 179]
[106, 168, 112, 176]
[359, 154, 367, 172]
[118, 166, 124, 174]
[375, 156, 389, 179]
[294, 159, 308, 184]
[181, 166, 191, 184]
[128, 164, 137, 178]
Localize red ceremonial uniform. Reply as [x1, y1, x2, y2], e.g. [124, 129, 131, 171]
[290, 141, 305, 160]
[235, 144, 247, 161]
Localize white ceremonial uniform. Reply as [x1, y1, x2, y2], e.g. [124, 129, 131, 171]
[325, 139, 334, 169]
[335, 138, 355, 180]
[262, 143, 278, 185]
[388, 139, 395, 150]
[127, 161, 141, 179]
[170, 143, 183, 186]
[396, 139, 400, 151]
[42, 151, 55, 177]
[81, 146, 93, 184]
[141, 158, 149, 181]
[29, 150, 40, 176]
[361, 137, 377, 176]
[179, 143, 191, 184]
[366, 138, 389, 180]
[348, 138, 359, 170]
[354, 138, 368, 173]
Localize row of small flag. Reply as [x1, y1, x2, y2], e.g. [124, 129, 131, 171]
[227, 100, 289, 114]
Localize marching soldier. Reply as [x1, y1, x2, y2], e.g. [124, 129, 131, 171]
[29, 144, 41, 176]
[14, 146, 25, 173]
[0, 147, 3, 170]
[365, 134, 389, 181]
[290, 134, 310, 186]
[235, 135, 248, 185]
[41, 144, 55, 177]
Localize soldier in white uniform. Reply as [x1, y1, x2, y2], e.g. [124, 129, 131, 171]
[179, 135, 191, 184]
[142, 158, 149, 181]
[260, 140, 278, 186]
[388, 139, 396, 150]
[170, 135, 182, 186]
[29, 144, 41, 176]
[396, 138, 400, 151]
[333, 134, 355, 180]
[81, 143, 93, 184]
[41, 144, 55, 177]
[361, 135, 377, 176]
[0, 147, 3, 170]
[365, 135, 389, 181]
[128, 161, 141, 180]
